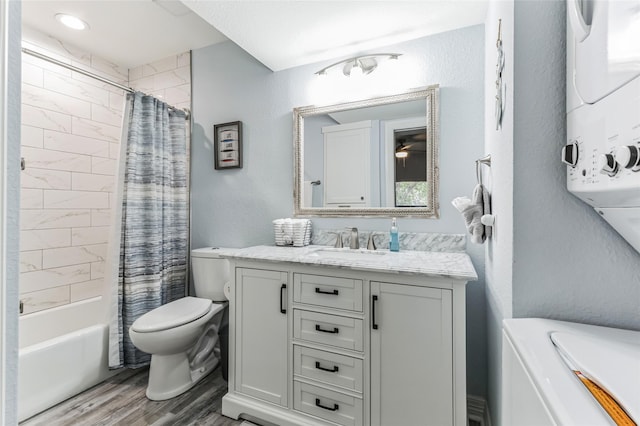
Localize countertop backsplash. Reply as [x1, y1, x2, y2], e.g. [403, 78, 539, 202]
[311, 229, 466, 253]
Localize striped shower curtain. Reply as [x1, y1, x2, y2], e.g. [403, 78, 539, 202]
[108, 92, 188, 369]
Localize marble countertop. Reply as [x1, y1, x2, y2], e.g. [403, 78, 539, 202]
[218, 245, 478, 281]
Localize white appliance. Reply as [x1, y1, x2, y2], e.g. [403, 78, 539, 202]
[502, 318, 640, 426]
[563, 0, 640, 252]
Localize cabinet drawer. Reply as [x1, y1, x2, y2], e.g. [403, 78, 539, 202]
[294, 310, 363, 351]
[294, 345, 363, 392]
[294, 274, 363, 312]
[294, 381, 363, 426]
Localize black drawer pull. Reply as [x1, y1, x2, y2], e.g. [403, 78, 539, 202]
[280, 284, 287, 314]
[315, 324, 339, 334]
[315, 398, 339, 412]
[315, 361, 339, 373]
[372, 295, 378, 330]
[315, 287, 339, 296]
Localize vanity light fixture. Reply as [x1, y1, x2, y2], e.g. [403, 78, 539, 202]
[315, 53, 402, 78]
[55, 13, 89, 30]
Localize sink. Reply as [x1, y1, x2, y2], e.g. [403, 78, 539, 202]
[308, 247, 388, 261]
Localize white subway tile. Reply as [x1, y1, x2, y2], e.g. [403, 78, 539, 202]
[44, 130, 110, 157]
[21, 209, 91, 230]
[91, 209, 112, 226]
[154, 66, 190, 90]
[21, 188, 43, 209]
[177, 52, 190, 68]
[143, 56, 177, 77]
[164, 84, 190, 106]
[44, 71, 109, 107]
[71, 226, 110, 246]
[110, 91, 126, 110]
[129, 75, 155, 94]
[23, 28, 91, 66]
[91, 157, 117, 176]
[109, 142, 123, 160]
[21, 104, 71, 133]
[90, 56, 128, 83]
[20, 286, 70, 315]
[70, 278, 105, 302]
[90, 261, 105, 280]
[91, 104, 123, 127]
[22, 125, 44, 148]
[71, 172, 115, 192]
[21, 167, 72, 190]
[21, 229, 71, 251]
[22, 83, 91, 119]
[22, 62, 44, 87]
[21, 146, 91, 173]
[22, 50, 72, 77]
[44, 190, 109, 209]
[72, 117, 120, 142]
[42, 243, 107, 269]
[20, 250, 42, 273]
[129, 66, 143, 81]
[21, 263, 90, 293]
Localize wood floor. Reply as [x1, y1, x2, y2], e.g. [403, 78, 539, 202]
[20, 366, 245, 426]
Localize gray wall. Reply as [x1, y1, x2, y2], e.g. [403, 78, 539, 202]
[2, 0, 21, 423]
[191, 25, 488, 398]
[484, 1, 640, 424]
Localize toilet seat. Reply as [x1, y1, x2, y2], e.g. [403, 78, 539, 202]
[131, 297, 212, 333]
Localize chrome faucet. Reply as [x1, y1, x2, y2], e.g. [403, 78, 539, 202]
[349, 227, 359, 249]
[333, 232, 343, 248]
[367, 233, 377, 251]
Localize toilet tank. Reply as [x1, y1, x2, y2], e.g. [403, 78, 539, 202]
[191, 247, 230, 301]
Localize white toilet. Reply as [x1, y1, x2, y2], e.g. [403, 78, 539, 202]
[129, 247, 230, 401]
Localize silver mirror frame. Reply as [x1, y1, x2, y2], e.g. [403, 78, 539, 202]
[293, 85, 440, 218]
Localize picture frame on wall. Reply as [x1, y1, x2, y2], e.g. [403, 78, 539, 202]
[214, 121, 243, 169]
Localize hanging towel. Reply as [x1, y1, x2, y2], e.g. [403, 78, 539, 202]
[452, 184, 491, 244]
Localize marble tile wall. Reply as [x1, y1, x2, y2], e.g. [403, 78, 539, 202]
[19, 27, 191, 315]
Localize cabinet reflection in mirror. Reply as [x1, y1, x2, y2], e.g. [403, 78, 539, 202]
[294, 86, 439, 218]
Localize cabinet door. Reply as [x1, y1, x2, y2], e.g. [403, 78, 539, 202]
[370, 282, 453, 426]
[323, 124, 370, 206]
[236, 268, 288, 406]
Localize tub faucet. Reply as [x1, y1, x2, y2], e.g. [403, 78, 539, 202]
[349, 227, 359, 249]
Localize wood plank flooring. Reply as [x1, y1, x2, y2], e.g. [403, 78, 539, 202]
[20, 366, 244, 426]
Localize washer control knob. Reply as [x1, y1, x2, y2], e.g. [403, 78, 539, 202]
[561, 142, 579, 167]
[613, 145, 640, 170]
[598, 153, 619, 177]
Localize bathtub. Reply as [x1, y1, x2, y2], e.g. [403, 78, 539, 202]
[18, 297, 118, 422]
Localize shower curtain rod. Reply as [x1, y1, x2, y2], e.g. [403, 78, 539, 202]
[21, 47, 190, 119]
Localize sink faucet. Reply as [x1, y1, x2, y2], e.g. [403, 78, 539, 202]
[349, 227, 359, 249]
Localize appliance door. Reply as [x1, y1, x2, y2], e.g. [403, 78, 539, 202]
[570, 0, 640, 104]
[597, 207, 640, 252]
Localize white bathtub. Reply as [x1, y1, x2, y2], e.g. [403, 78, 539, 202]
[18, 297, 118, 422]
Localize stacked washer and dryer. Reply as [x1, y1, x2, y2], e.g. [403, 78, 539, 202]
[503, 1, 640, 425]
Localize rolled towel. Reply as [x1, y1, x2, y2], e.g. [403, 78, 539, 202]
[456, 184, 488, 244]
[481, 184, 492, 239]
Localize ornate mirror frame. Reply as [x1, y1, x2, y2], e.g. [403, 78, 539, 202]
[293, 85, 439, 217]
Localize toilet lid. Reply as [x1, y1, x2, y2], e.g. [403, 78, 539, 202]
[130, 297, 212, 333]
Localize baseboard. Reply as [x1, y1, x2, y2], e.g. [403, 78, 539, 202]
[468, 394, 491, 426]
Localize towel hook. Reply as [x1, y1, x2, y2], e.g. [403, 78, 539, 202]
[476, 154, 492, 185]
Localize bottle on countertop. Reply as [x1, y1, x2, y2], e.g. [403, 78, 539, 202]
[389, 217, 399, 252]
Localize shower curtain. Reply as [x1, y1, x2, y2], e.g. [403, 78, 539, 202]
[108, 92, 188, 369]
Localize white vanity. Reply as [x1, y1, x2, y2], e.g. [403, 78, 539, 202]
[219, 245, 477, 426]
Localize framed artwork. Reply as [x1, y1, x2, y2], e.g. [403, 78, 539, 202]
[214, 121, 243, 169]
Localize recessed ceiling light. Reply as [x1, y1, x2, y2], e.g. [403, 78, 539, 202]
[55, 13, 89, 31]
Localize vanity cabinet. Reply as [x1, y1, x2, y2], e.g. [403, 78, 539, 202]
[234, 268, 288, 407]
[370, 282, 453, 426]
[222, 256, 470, 426]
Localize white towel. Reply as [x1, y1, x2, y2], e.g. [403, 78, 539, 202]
[453, 184, 491, 244]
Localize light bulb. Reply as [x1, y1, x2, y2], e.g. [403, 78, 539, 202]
[395, 151, 408, 159]
[55, 14, 89, 30]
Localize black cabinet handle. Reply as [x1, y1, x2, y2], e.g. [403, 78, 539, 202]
[280, 284, 286, 314]
[315, 361, 339, 373]
[315, 324, 339, 334]
[315, 398, 339, 411]
[315, 287, 339, 296]
[372, 295, 378, 330]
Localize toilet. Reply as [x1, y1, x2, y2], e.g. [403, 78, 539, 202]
[129, 247, 230, 401]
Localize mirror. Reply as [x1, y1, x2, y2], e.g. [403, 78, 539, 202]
[294, 85, 439, 217]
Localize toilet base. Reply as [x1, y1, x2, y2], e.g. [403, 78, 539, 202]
[146, 352, 219, 401]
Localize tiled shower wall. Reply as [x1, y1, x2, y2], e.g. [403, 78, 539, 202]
[19, 27, 191, 315]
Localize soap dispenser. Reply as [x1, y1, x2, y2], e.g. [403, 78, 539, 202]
[389, 217, 399, 252]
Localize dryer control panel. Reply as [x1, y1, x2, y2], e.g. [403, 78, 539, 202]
[565, 76, 640, 208]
